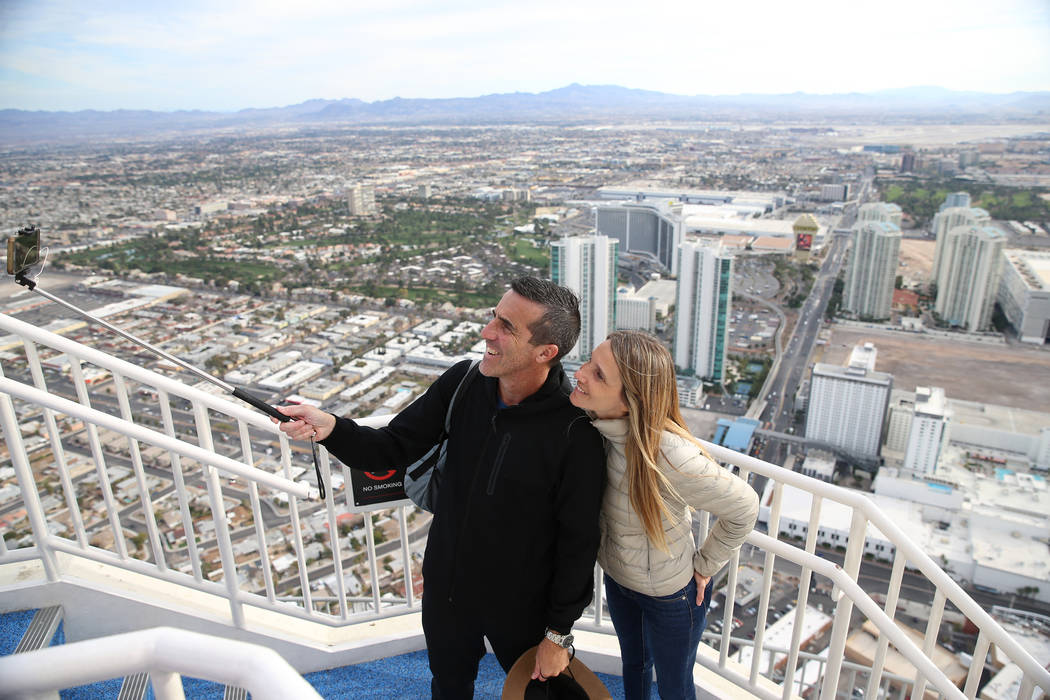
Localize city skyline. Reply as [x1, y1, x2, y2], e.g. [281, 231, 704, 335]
[1, 0, 1049, 112]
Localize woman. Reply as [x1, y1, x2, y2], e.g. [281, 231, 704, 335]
[570, 330, 759, 700]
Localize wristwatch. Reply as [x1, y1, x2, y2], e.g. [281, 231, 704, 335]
[544, 627, 574, 648]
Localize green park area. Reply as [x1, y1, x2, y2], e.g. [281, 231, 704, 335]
[878, 178, 1050, 225]
[54, 197, 545, 307]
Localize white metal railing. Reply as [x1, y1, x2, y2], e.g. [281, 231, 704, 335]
[0, 310, 421, 632]
[0, 626, 323, 700]
[1, 310, 1049, 700]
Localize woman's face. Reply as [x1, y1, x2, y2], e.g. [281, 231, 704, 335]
[571, 340, 629, 419]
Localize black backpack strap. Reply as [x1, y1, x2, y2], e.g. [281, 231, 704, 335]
[405, 360, 480, 482]
[444, 359, 481, 433]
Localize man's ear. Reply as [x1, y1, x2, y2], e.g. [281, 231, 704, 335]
[534, 343, 559, 364]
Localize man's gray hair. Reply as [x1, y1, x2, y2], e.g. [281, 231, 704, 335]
[511, 276, 581, 363]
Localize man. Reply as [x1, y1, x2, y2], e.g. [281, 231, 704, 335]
[277, 276, 606, 699]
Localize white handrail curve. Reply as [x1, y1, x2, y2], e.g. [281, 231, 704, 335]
[706, 442, 1050, 693]
[0, 626, 323, 700]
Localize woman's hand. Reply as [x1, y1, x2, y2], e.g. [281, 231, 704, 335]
[694, 571, 711, 606]
[272, 404, 336, 442]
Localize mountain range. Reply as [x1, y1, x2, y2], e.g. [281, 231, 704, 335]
[2, 84, 1048, 143]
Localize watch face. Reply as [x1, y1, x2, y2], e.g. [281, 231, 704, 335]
[547, 630, 572, 647]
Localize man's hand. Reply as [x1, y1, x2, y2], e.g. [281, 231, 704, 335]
[531, 638, 570, 681]
[273, 404, 336, 442]
[694, 571, 711, 606]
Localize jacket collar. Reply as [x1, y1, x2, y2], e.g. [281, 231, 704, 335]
[484, 362, 573, 413]
[591, 417, 628, 445]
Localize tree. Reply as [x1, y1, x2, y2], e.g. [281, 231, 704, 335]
[132, 532, 148, 551]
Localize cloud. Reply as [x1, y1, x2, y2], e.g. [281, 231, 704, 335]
[0, 0, 1047, 110]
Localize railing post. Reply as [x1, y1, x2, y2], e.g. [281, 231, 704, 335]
[149, 670, 187, 700]
[193, 401, 245, 628]
[396, 504, 414, 611]
[364, 510, 381, 614]
[23, 338, 89, 548]
[782, 492, 820, 700]
[866, 553, 906, 700]
[0, 365, 59, 580]
[280, 432, 313, 615]
[320, 449, 350, 618]
[113, 372, 168, 571]
[819, 509, 867, 700]
[159, 389, 203, 583]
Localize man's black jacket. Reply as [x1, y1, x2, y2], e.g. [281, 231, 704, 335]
[320, 359, 606, 633]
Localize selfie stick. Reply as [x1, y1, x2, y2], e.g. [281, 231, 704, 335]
[13, 271, 326, 498]
[15, 272, 288, 420]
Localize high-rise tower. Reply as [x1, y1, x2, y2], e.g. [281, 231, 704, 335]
[843, 220, 901, 320]
[806, 343, 893, 461]
[930, 196, 989, 284]
[934, 225, 1006, 330]
[902, 386, 950, 476]
[347, 184, 377, 216]
[857, 202, 903, 227]
[550, 234, 618, 361]
[673, 240, 732, 381]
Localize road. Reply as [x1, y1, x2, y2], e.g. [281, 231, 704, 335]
[748, 176, 870, 470]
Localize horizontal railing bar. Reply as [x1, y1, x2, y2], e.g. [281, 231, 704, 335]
[0, 375, 315, 499]
[1, 312, 275, 430]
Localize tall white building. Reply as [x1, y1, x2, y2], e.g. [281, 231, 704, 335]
[806, 343, 893, 460]
[931, 204, 990, 283]
[674, 240, 733, 381]
[856, 202, 903, 227]
[883, 395, 915, 464]
[843, 220, 901, 320]
[347, 184, 377, 216]
[903, 387, 950, 476]
[934, 225, 1006, 331]
[550, 234, 618, 361]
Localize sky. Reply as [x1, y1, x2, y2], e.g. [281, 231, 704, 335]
[1, 0, 1049, 113]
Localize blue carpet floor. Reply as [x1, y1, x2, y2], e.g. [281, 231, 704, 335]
[303, 650, 631, 699]
[0, 609, 35, 656]
[52, 650, 630, 699]
[2, 609, 635, 699]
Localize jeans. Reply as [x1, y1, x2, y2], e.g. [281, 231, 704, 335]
[604, 573, 714, 700]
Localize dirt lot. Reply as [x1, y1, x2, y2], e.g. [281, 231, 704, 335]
[898, 238, 935, 287]
[817, 326, 1050, 413]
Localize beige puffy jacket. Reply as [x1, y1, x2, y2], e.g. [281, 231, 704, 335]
[593, 418, 760, 597]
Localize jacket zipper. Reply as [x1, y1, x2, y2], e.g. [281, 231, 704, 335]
[485, 434, 512, 496]
[448, 411, 500, 606]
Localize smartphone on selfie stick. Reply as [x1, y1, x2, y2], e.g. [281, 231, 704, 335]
[6, 225, 325, 499]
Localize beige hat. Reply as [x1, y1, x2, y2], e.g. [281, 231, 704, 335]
[501, 645, 612, 700]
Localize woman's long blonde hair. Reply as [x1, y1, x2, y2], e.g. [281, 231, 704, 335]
[607, 330, 714, 553]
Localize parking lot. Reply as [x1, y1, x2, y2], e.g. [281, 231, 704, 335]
[817, 325, 1050, 413]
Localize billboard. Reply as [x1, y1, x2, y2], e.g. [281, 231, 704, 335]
[796, 232, 813, 251]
